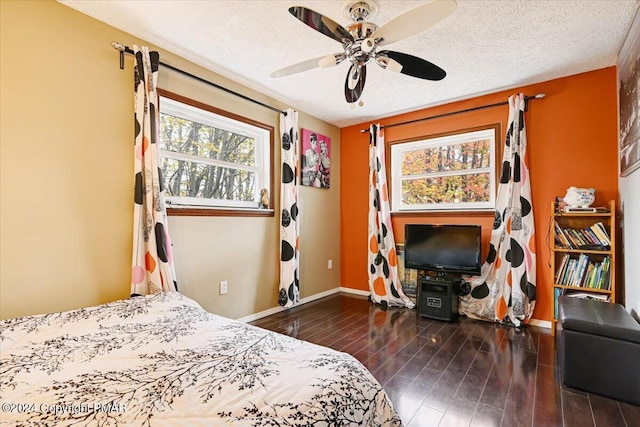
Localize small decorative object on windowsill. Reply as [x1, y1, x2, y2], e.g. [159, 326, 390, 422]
[259, 188, 269, 209]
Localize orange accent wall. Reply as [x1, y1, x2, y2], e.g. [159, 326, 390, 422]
[340, 67, 619, 323]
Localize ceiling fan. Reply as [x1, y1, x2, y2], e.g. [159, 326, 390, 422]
[271, 0, 457, 104]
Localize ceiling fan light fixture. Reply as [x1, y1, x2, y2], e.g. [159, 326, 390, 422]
[319, 55, 336, 68]
[361, 38, 375, 53]
[384, 57, 403, 73]
[319, 53, 345, 68]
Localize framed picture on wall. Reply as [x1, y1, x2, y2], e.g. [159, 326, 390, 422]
[301, 129, 330, 188]
[618, 7, 640, 177]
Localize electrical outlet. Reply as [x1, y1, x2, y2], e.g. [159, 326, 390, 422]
[328, 259, 333, 269]
[219, 280, 228, 295]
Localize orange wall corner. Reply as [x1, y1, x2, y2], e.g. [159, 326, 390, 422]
[340, 67, 620, 322]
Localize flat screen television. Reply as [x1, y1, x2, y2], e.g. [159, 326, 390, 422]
[404, 224, 481, 276]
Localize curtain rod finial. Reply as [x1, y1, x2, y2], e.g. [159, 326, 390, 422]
[112, 42, 126, 70]
[534, 93, 546, 99]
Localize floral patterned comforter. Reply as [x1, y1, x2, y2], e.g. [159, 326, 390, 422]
[0, 292, 401, 426]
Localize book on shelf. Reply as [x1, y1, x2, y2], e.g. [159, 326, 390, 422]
[553, 287, 611, 320]
[581, 228, 597, 245]
[561, 291, 610, 301]
[565, 229, 581, 247]
[553, 220, 611, 250]
[584, 228, 602, 246]
[555, 253, 569, 283]
[590, 222, 611, 246]
[553, 222, 570, 248]
[553, 254, 611, 290]
[565, 228, 579, 247]
[600, 257, 611, 290]
[573, 254, 588, 286]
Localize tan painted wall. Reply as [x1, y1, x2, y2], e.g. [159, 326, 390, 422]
[0, 0, 340, 320]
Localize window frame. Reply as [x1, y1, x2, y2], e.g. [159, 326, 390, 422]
[157, 89, 274, 217]
[388, 123, 502, 213]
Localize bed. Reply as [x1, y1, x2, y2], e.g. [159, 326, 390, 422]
[0, 292, 401, 426]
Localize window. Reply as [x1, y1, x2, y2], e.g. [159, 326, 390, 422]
[158, 90, 273, 215]
[390, 125, 499, 212]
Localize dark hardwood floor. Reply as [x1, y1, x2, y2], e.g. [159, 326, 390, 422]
[250, 293, 640, 427]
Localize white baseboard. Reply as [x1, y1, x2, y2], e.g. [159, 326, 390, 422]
[528, 318, 552, 330]
[237, 287, 341, 323]
[339, 286, 370, 297]
[238, 286, 552, 331]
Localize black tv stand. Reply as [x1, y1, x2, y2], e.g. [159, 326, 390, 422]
[417, 273, 461, 322]
[428, 271, 459, 282]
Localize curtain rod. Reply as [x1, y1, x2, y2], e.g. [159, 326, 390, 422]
[111, 42, 286, 116]
[359, 93, 546, 133]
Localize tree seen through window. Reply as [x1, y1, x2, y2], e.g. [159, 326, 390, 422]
[390, 126, 498, 211]
[159, 114, 256, 202]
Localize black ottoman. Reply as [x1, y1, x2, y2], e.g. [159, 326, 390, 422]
[558, 296, 640, 405]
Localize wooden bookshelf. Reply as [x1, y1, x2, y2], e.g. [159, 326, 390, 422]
[550, 200, 616, 336]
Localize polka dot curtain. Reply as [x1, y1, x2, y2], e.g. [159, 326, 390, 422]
[130, 46, 178, 296]
[278, 109, 300, 308]
[368, 124, 415, 308]
[459, 94, 536, 326]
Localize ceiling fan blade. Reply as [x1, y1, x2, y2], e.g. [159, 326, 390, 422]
[319, 53, 347, 68]
[271, 56, 327, 78]
[344, 64, 367, 103]
[377, 51, 446, 80]
[289, 7, 354, 44]
[372, 0, 457, 46]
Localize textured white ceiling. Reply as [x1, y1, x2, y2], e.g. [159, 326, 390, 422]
[59, 0, 639, 127]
